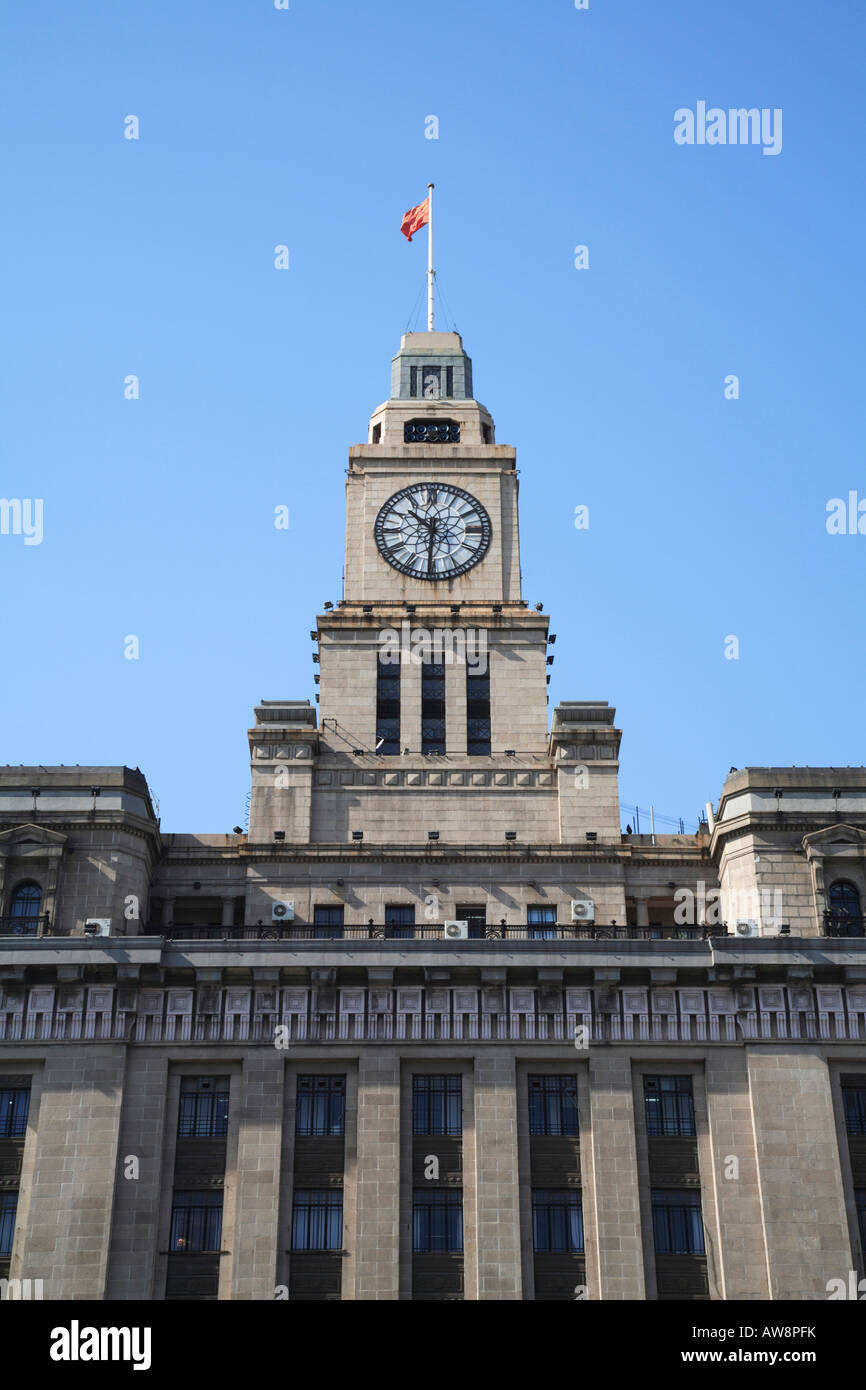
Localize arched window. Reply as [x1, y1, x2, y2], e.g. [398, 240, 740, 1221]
[828, 879, 863, 937]
[829, 880, 861, 918]
[7, 882, 42, 935]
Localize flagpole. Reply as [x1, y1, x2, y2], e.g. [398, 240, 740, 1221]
[427, 182, 435, 331]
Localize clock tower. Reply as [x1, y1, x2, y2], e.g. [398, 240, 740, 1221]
[248, 328, 623, 850]
[346, 331, 519, 602]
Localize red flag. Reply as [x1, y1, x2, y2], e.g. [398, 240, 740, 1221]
[401, 197, 430, 242]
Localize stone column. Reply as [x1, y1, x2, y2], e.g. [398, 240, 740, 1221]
[105, 1051, 170, 1299]
[353, 1050, 400, 1299]
[229, 1050, 285, 1298]
[587, 1051, 645, 1298]
[748, 1046, 852, 1298]
[42, 848, 63, 932]
[446, 654, 467, 755]
[21, 1044, 126, 1299]
[635, 896, 650, 928]
[221, 896, 235, 928]
[704, 1049, 769, 1298]
[401, 649, 421, 754]
[470, 1049, 522, 1298]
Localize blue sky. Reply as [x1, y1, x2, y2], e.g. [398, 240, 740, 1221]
[1, 0, 863, 832]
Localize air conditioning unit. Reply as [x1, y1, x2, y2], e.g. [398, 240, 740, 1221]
[571, 898, 595, 923]
[443, 920, 469, 940]
[735, 919, 759, 938]
[271, 900, 295, 922]
[84, 918, 111, 937]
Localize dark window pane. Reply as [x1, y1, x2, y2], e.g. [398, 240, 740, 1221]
[170, 1190, 223, 1252]
[0, 1088, 30, 1138]
[830, 880, 861, 916]
[651, 1189, 704, 1255]
[385, 904, 414, 937]
[385, 906, 415, 925]
[0, 1193, 17, 1256]
[313, 906, 344, 938]
[291, 1190, 343, 1250]
[413, 1075, 461, 1135]
[857, 1189, 866, 1252]
[528, 1076, 579, 1136]
[528, 906, 556, 935]
[644, 1076, 695, 1137]
[532, 1190, 583, 1252]
[456, 906, 486, 939]
[527, 906, 556, 925]
[178, 1082, 229, 1138]
[296, 1076, 346, 1136]
[8, 882, 42, 934]
[421, 720, 446, 753]
[413, 1189, 463, 1252]
[466, 665, 490, 755]
[844, 1086, 866, 1136]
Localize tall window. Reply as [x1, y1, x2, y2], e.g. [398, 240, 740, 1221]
[532, 1190, 584, 1253]
[291, 1190, 343, 1250]
[296, 1076, 346, 1137]
[413, 1190, 463, 1253]
[413, 1075, 461, 1136]
[0, 1193, 17, 1256]
[829, 880, 862, 919]
[169, 1191, 223, 1252]
[857, 1191, 866, 1253]
[0, 1088, 30, 1138]
[651, 1190, 705, 1255]
[421, 660, 446, 754]
[178, 1079, 229, 1138]
[644, 1076, 696, 1137]
[313, 906, 344, 939]
[528, 1076, 579, 1136]
[527, 905, 557, 939]
[843, 1085, 866, 1136]
[385, 904, 415, 939]
[466, 665, 491, 755]
[8, 882, 42, 935]
[376, 653, 400, 755]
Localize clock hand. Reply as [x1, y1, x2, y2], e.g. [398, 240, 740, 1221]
[427, 518, 437, 572]
[408, 509, 432, 527]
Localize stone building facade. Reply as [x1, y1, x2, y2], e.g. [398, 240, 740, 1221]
[1, 330, 866, 1300]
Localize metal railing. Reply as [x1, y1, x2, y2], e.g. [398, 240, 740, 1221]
[6, 917, 866, 942]
[824, 911, 866, 938]
[0, 915, 51, 937]
[162, 922, 719, 943]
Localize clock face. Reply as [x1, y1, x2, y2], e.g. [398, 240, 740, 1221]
[374, 483, 492, 580]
